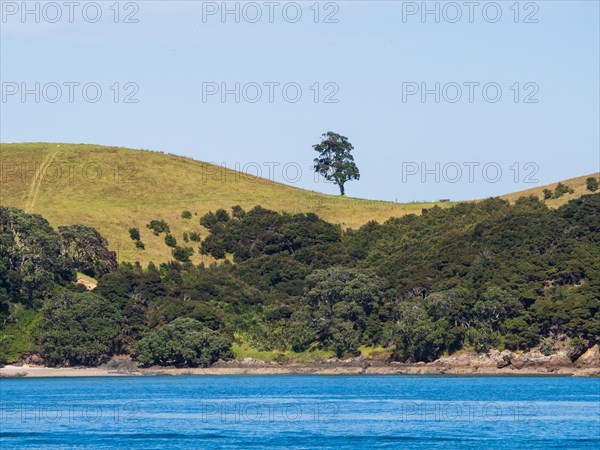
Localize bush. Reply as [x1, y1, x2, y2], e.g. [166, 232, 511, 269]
[183, 232, 189, 242]
[552, 183, 574, 199]
[231, 205, 246, 219]
[129, 228, 140, 241]
[586, 177, 599, 192]
[36, 291, 121, 366]
[200, 209, 230, 230]
[173, 246, 194, 262]
[189, 231, 201, 242]
[135, 240, 145, 250]
[133, 318, 233, 367]
[165, 234, 177, 248]
[147, 220, 170, 235]
[181, 211, 192, 219]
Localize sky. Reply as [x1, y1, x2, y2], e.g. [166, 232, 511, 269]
[1, 1, 599, 202]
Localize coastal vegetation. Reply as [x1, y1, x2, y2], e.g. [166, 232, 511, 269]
[1, 191, 598, 367]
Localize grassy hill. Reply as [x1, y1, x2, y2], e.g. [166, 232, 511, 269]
[1, 142, 597, 265]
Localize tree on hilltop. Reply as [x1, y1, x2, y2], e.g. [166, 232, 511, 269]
[313, 131, 360, 196]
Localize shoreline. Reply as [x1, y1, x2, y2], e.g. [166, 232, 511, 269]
[3, 346, 599, 379]
[2, 364, 599, 379]
[1, 365, 598, 378]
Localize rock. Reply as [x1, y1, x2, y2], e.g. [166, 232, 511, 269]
[25, 355, 44, 365]
[575, 345, 600, 367]
[567, 345, 588, 363]
[240, 357, 265, 366]
[496, 359, 511, 369]
[102, 356, 139, 373]
[510, 358, 526, 369]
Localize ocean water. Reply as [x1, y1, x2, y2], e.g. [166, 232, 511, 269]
[1, 375, 599, 449]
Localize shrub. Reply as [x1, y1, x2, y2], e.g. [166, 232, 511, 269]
[215, 209, 230, 222]
[200, 209, 230, 230]
[231, 205, 246, 219]
[586, 177, 599, 192]
[135, 240, 145, 250]
[133, 318, 233, 367]
[552, 183, 574, 199]
[183, 232, 189, 242]
[165, 234, 177, 248]
[129, 228, 140, 241]
[181, 211, 192, 219]
[172, 246, 194, 262]
[147, 220, 170, 235]
[189, 231, 201, 242]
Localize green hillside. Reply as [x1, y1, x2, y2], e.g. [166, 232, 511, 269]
[1, 142, 597, 265]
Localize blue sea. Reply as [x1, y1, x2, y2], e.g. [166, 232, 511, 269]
[1, 375, 599, 449]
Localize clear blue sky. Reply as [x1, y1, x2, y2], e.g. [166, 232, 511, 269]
[1, 1, 599, 201]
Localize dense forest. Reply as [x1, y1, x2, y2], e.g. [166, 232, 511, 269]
[1, 193, 598, 367]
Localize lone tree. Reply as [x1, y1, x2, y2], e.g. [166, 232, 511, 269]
[313, 131, 360, 196]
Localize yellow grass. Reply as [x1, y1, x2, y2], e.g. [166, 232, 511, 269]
[1, 142, 597, 265]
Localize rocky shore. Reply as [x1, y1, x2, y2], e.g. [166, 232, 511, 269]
[2, 346, 599, 378]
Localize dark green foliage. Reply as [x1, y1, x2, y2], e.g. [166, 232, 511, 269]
[135, 240, 145, 250]
[181, 210, 192, 219]
[133, 318, 233, 367]
[0, 206, 74, 307]
[313, 131, 360, 196]
[189, 231, 201, 242]
[164, 234, 177, 248]
[543, 189, 553, 200]
[285, 267, 389, 357]
[129, 228, 140, 241]
[58, 224, 117, 278]
[147, 219, 170, 235]
[552, 183, 574, 199]
[2, 193, 599, 366]
[586, 177, 599, 192]
[172, 246, 194, 262]
[200, 206, 341, 263]
[183, 232, 189, 242]
[100, 193, 600, 362]
[36, 291, 121, 366]
[215, 209, 230, 223]
[231, 205, 246, 219]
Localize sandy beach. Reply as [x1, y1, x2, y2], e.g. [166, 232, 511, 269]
[2, 346, 599, 378]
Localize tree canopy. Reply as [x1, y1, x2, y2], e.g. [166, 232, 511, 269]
[1, 194, 598, 366]
[313, 131, 360, 196]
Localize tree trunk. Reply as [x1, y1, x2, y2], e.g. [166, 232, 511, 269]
[338, 183, 345, 196]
